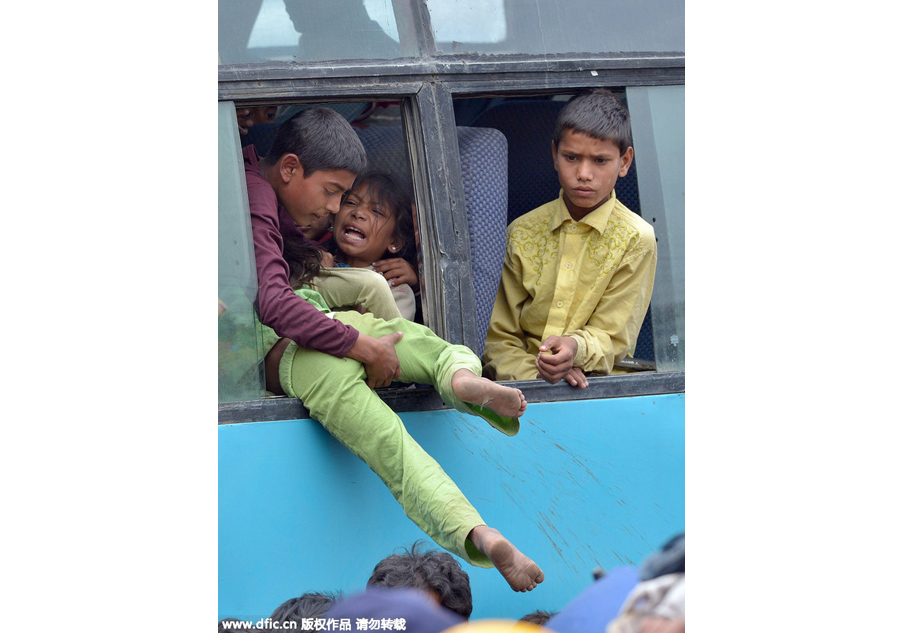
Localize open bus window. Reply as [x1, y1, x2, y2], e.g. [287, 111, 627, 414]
[457, 89, 684, 372]
[218, 100, 426, 403]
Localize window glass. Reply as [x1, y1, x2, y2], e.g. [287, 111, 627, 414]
[627, 85, 685, 371]
[219, 0, 411, 64]
[429, 0, 506, 45]
[428, 0, 684, 55]
[218, 102, 266, 403]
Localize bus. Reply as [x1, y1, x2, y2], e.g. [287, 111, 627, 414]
[218, 0, 684, 622]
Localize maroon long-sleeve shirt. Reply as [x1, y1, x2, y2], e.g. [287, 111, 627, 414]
[243, 145, 359, 357]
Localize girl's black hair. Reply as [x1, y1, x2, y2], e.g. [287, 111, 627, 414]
[282, 233, 323, 289]
[284, 171, 418, 290]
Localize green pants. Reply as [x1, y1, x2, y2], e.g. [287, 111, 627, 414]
[279, 310, 492, 567]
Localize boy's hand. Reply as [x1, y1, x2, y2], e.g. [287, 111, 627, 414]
[320, 251, 334, 268]
[372, 258, 418, 288]
[347, 331, 403, 389]
[563, 366, 588, 389]
[639, 617, 685, 633]
[236, 107, 253, 135]
[536, 336, 578, 384]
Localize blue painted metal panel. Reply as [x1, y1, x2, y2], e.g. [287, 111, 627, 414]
[219, 393, 684, 621]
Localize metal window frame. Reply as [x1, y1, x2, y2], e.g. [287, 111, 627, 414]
[217, 2, 684, 423]
[219, 371, 685, 423]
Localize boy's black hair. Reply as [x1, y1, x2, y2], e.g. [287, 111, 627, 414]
[553, 88, 633, 156]
[265, 106, 367, 177]
[270, 592, 343, 624]
[343, 171, 417, 265]
[367, 541, 473, 619]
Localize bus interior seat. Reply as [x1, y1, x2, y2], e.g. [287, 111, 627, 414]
[471, 99, 566, 226]
[471, 98, 655, 364]
[356, 125, 508, 357]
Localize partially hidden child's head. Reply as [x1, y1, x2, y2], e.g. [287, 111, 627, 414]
[332, 171, 416, 268]
[264, 107, 368, 234]
[551, 88, 634, 218]
[295, 211, 332, 243]
[283, 233, 324, 289]
[367, 542, 473, 619]
[270, 592, 343, 625]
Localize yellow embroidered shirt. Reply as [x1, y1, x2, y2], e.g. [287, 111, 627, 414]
[482, 190, 657, 380]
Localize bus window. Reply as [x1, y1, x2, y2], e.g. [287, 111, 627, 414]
[218, 99, 429, 403]
[218, 102, 266, 403]
[218, 0, 684, 408]
[459, 89, 683, 371]
[627, 85, 685, 372]
[218, 0, 415, 64]
[427, 0, 684, 56]
[428, 0, 507, 46]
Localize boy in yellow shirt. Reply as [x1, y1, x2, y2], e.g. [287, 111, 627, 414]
[483, 88, 657, 387]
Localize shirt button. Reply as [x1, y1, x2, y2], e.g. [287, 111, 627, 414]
[556, 301, 563, 308]
[565, 262, 572, 268]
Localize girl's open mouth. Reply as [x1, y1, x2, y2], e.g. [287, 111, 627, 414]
[341, 224, 367, 242]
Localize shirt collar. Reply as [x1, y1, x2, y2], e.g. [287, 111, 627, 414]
[549, 188, 618, 233]
[242, 144, 260, 169]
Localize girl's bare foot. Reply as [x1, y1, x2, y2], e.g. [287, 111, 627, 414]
[451, 370, 527, 418]
[468, 525, 544, 592]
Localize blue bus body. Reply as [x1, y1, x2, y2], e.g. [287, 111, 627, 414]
[219, 393, 684, 620]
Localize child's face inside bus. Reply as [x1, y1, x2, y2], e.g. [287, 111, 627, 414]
[332, 182, 402, 268]
[277, 156, 355, 241]
[552, 129, 633, 221]
[295, 211, 331, 242]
